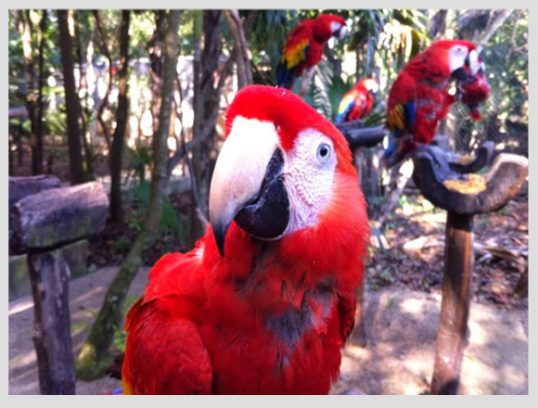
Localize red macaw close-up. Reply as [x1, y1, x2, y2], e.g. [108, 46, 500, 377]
[382, 40, 487, 168]
[335, 77, 379, 124]
[122, 85, 370, 394]
[276, 14, 347, 89]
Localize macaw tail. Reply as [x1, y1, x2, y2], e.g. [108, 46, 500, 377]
[334, 112, 346, 124]
[275, 62, 295, 89]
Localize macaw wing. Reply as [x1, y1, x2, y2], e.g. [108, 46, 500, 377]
[123, 298, 213, 394]
[386, 101, 415, 134]
[335, 92, 357, 124]
[281, 23, 312, 71]
[123, 249, 213, 394]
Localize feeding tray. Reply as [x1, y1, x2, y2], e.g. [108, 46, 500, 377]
[412, 142, 527, 215]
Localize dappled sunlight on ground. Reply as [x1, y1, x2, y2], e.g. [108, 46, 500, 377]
[9, 266, 150, 395]
[367, 194, 527, 309]
[331, 288, 527, 395]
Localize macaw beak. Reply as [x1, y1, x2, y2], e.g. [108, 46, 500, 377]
[209, 117, 290, 256]
[337, 25, 348, 40]
[451, 67, 477, 85]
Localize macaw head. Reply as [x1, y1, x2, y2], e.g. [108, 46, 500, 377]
[360, 77, 380, 94]
[208, 85, 368, 261]
[312, 13, 348, 41]
[411, 40, 478, 82]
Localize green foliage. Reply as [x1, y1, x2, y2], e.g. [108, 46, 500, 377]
[44, 107, 67, 136]
[124, 145, 152, 184]
[128, 181, 182, 238]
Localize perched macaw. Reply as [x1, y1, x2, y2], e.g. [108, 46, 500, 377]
[122, 85, 370, 394]
[335, 78, 379, 124]
[382, 40, 485, 168]
[458, 61, 491, 121]
[276, 14, 347, 89]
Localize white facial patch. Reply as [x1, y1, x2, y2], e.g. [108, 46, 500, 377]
[449, 45, 469, 73]
[366, 79, 379, 93]
[467, 50, 480, 74]
[281, 128, 337, 235]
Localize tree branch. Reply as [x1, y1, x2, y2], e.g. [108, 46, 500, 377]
[223, 10, 253, 88]
[475, 10, 513, 53]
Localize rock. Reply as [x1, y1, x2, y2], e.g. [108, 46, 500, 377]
[9, 254, 30, 301]
[9, 175, 62, 255]
[11, 182, 109, 252]
[9, 175, 62, 208]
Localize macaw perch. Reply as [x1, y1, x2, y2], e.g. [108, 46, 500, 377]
[334, 120, 386, 149]
[411, 143, 528, 394]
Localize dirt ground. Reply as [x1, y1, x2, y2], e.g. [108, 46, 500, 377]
[9, 264, 527, 395]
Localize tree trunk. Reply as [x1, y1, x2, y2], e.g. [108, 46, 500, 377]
[191, 10, 227, 228]
[148, 10, 168, 135]
[74, 10, 95, 181]
[35, 10, 48, 175]
[429, 10, 448, 40]
[18, 11, 40, 175]
[57, 10, 85, 185]
[109, 11, 131, 225]
[93, 10, 113, 150]
[75, 10, 180, 380]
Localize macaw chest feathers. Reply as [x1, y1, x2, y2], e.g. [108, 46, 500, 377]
[243, 276, 337, 349]
[230, 243, 338, 350]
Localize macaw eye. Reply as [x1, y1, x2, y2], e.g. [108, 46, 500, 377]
[316, 142, 332, 163]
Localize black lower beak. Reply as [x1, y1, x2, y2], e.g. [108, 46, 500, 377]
[451, 68, 477, 85]
[212, 149, 290, 256]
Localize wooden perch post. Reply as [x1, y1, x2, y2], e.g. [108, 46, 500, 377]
[11, 181, 109, 394]
[411, 144, 528, 394]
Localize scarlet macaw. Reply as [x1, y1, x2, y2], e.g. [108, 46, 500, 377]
[382, 40, 486, 168]
[276, 14, 347, 89]
[122, 85, 370, 394]
[335, 77, 379, 123]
